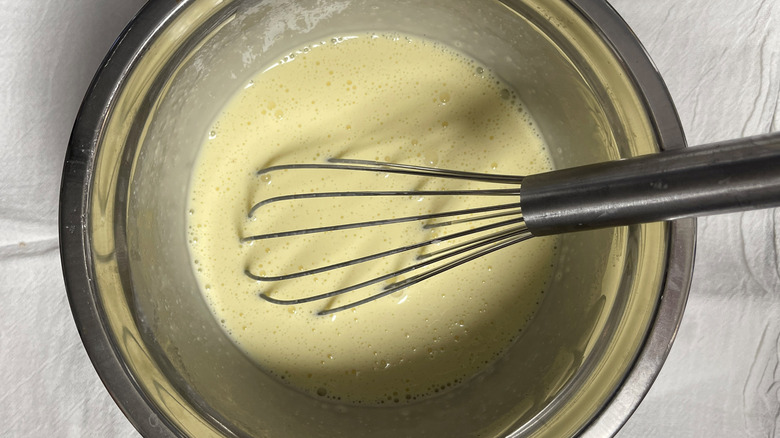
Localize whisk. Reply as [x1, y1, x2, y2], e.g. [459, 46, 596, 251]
[242, 134, 780, 315]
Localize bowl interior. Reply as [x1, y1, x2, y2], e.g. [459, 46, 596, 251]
[86, 0, 669, 436]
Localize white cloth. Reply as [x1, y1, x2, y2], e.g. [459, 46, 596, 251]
[0, 0, 777, 436]
[613, 1, 780, 436]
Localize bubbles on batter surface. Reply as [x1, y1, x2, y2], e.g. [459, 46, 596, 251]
[186, 30, 557, 407]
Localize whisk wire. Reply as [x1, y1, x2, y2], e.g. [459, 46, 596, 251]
[415, 224, 528, 260]
[256, 157, 526, 184]
[247, 189, 523, 218]
[243, 201, 522, 241]
[315, 230, 535, 315]
[258, 225, 533, 315]
[423, 208, 523, 229]
[245, 217, 525, 282]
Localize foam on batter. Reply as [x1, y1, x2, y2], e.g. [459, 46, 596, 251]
[187, 33, 558, 405]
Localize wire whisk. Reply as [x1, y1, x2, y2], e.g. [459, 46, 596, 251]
[242, 134, 780, 315]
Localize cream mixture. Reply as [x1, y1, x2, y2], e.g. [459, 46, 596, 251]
[187, 33, 558, 404]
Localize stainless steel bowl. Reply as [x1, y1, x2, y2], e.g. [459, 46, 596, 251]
[60, 0, 695, 436]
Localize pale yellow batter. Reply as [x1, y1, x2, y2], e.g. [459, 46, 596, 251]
[187, 33, 558, 405]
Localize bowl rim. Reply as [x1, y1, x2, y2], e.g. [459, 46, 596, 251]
[564, 1, 694, 436]
[60, 1, 190, 436]
[59, 0, 694, 437]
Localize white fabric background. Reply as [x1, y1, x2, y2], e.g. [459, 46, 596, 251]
[1, 0, 778, 436]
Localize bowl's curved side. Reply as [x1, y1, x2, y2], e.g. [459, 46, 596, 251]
[60, 1, 194, 436]
[567, 0, 694, 436]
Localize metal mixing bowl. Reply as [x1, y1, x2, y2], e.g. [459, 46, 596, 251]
[60, 0, 695, 436]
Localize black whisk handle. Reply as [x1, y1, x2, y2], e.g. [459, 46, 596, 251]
[520, 133, 780, 236]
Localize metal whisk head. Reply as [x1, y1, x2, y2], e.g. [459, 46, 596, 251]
[242, 158, 530, 315]
[242, 134, 780, 315]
